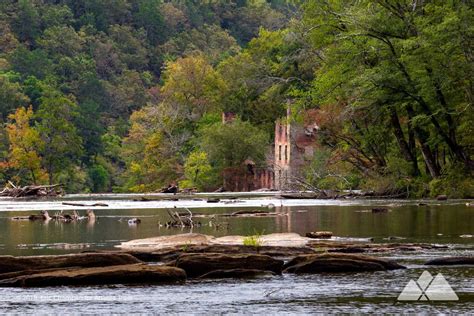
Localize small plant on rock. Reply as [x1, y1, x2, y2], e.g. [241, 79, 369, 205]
[243, 230, 264, 249]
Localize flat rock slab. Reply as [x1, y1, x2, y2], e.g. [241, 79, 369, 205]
[283, 253, 405, 274]
[118, 233, 313, 251]
[307, 241, 448, 253]
[174, 253, 284, 278]
[118, 233, 215, 251]
[425, 256, 474, 265]
[0, 253, 142, 274]
[0, 264, 186, 287]
[212, 233, 311, 247]
[124, 244, 317, 262]
[117, 233, 447, 256]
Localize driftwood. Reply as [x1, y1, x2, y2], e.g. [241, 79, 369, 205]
[62, 202, 109, 207]
[0, 182, 62, 198]
[160, 185, 178, 193]
[165, 207, 194, 228]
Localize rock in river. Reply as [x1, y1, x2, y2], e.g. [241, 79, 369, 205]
[425, 256, 474, 266]
[0, 253, 142, 274]
[0, 264, 186, 287]
[283, 253, 406, 274]
[174, 253, 283, 278]
[118, 233, 215, 252]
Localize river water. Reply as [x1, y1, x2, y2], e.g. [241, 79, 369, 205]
[0, 194, 472, 313]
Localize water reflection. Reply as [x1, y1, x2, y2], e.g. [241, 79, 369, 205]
[0, 202, 472, 256]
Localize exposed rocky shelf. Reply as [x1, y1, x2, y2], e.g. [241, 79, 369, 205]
[0, 264, 185, 287]
[0, 233, 469, 287]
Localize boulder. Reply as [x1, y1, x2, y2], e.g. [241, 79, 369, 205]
[436, 195, 448, 201]
[198, 269, 276, 279]
[174, 253, 283, 278]
[425, 256, 474, 266]
[283, 253, 405, 274]
[0, 264, 186, 287]
[0, 253, 141, 274]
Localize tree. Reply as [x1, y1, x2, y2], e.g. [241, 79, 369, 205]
[35, 92, 83, 184]
[0, 73, 30, 121]
[302, 0, 473, 181]
[217, 28, 315, 134]
[38, 26, 84, 57]
[9, 46, 53, 80]
[133, 0, 165, 45]
[180, 151, 218, 191]
[121, 105, 181, 192]
[197, 118, 269, 170]
[5, 106, 47, 184]
[159, 24, 240, 64]
[88, 164, 110, 192]
[108, 24, 149, 71]
[161, 55, 225, 119]
[10, 0, 41, 45]
[40, 4, 74, 29]
[0, 21, 19, 54]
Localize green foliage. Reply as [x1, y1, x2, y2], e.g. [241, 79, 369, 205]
[180, 151, 218, 191]
[11, 0, 41, 44]
[1, 0, 471, 197]
[134, 0, 166, 45]
[429, 166, 474, 199]
[0, 0, 295, 193]
[35, 91, 83, 185]
[243, 230, 264, 248]
[197, 118, 269, 170]
[296, 0, 474, 196]
[4, 106, 47, 185]
[88, 164, 110, 193]
[0, 74, 30, 120]
[306, 149, 359, 191]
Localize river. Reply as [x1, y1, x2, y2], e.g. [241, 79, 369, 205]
[0, 194, 472, 313]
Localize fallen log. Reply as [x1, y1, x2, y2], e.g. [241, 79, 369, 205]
[62, 202, 109, 207]
[0, 182, 63, 198]
[165, 207, 194, 227]
[160, 185, 178, 193]
[425, 256, 474, 266]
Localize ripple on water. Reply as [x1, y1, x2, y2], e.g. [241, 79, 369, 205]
[0, 269, 472, 313]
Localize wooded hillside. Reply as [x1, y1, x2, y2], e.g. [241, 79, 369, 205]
[0, 0, 472, 197]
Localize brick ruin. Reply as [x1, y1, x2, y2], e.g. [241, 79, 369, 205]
[273, 108, 319, 190]
[221, 109, 318, 191]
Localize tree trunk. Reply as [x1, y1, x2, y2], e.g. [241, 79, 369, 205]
[389, 107, 420, 176]
[406, 104, 440, 178]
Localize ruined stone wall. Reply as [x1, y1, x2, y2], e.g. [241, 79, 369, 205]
[222, 166, 274, 192]
[274, 115, 317, 190]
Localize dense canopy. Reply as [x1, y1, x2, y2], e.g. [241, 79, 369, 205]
[0, 0, 472, 197]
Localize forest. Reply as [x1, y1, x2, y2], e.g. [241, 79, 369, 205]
[0, 0, 472, 197]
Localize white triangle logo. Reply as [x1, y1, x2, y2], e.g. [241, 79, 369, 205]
[398, 271, 458, 301]
[425, 273, 459, 301]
